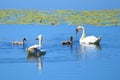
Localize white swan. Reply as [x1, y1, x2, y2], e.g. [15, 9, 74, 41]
[27, 34, 46, 56]
[76, 26, 102, 44]
[12, 38, 27, 45]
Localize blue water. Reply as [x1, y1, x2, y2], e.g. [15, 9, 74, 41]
[0, 24, 120, 80]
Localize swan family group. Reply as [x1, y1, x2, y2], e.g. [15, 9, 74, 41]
[12, 26, 102, 56]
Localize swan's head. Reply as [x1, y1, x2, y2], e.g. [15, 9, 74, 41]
[36, 34, 42, 40]
[76, 26, 84, 33]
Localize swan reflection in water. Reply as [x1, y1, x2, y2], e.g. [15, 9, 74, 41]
[76, 43, 102, 61]
[27, 52, 46, 71]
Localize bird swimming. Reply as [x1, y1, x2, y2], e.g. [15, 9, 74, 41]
[12, 38, 27, 46]
[61, 36, 73, 45]
[27, 34, 46, 56]
[76, 26, 102, 45]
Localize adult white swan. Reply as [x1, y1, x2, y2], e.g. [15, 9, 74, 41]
[27, 34, 46, 56]
[76, 26, 102, 44]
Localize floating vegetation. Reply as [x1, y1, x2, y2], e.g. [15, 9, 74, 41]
[0, 9, 120, 26]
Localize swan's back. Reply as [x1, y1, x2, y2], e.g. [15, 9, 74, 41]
[28, 44, 39, 49]
[80, 36, 102, 44]
[61, 41, 72, 45]
[12, 41, 23, 45]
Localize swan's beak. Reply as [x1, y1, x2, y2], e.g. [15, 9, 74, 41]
[76, 29, 78, 33]
[36, 38, 39, 40]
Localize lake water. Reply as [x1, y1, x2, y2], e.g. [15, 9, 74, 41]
[0, 24, 120, 80]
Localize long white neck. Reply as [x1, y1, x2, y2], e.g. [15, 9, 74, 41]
[39, 37, 42, 49]
[80, 27, 86, 40]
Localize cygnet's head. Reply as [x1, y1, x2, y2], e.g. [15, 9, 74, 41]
[70, 36, 73, 42]
[23, 38, 27, 41]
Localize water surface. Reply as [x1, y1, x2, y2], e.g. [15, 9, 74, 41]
[0, 24, 120, 80]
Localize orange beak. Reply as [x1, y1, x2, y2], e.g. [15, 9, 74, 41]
[76, 29, 78, 33]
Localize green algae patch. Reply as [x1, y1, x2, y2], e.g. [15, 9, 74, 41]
[0, 9, 120, 26]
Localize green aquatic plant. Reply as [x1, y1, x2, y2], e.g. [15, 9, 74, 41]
[0, 9, 120, 26]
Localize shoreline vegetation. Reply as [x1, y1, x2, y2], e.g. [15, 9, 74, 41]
[0, 9, 120, 26]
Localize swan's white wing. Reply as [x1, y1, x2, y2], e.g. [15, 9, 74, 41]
[28, 44, 39, 49]
[80, 36, 98, 44]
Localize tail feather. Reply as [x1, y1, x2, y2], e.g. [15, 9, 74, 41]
[94, 36, 102, 45]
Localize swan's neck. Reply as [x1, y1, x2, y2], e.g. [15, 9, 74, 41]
[23, 40, 25, 45]
[39, 37, 42, 49]
[80, 28, 86, 40]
